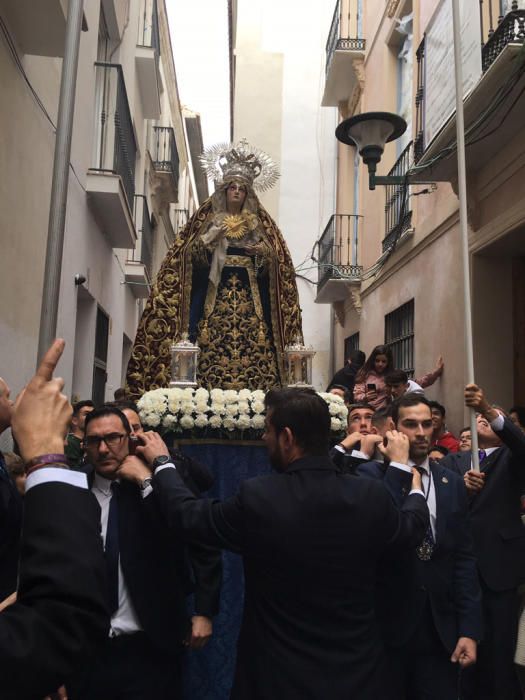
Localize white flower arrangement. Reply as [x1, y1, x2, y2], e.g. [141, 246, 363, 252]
[137, 388, 348, 439]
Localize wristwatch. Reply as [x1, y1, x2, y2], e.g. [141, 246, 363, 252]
[151, 455, 172, 470]
[139, 477, 153, 491]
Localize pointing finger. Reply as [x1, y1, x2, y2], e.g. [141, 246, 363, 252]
[35, 339, 66, 382]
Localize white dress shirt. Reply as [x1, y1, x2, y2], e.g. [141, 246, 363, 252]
[92, 472, 145, 637]
[391, 458, 436, 539]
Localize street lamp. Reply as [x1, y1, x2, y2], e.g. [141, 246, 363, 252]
[335, 112, 408, 190]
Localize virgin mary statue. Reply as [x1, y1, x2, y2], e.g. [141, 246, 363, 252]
[126, 139, 303, 398]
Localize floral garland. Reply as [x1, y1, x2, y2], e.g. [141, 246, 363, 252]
[138, 388, 348, 440]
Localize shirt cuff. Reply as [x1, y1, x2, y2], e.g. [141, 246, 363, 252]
[334, 444, 345, 453]
[155, 463, 176, 474]
[409, 489, 425, 497]
[141, 485, 153, 498]
[490, 413, 505, 431]
[351, 450, 368, 459]
[26, 467, 88, 492]
[389, 461, 412, 473]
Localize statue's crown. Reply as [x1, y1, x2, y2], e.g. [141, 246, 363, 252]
[200, 139, 279, 192]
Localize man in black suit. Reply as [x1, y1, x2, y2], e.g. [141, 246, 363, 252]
[1, 339, 108, 700]
[0, 376, 23, 601]
[441, 384, 525, 700]
[120, 387, 429, 699]
[68, 406, 221, 700]
[326, 348, 365, 398]
[330, 402, 383, 474]
[358, 393, 482, 699]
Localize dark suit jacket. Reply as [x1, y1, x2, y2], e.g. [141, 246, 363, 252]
[0, 481, 108, 700]
[358, 460, 482, 652]
[441, 416, 525, 592]
[153, 454, 429, 700]
[328, 445, 366, 474]
[0, 452, 23, 600]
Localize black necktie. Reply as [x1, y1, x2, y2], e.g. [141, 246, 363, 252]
[105, 482, 120, 615]
[415, 466, 435, 561]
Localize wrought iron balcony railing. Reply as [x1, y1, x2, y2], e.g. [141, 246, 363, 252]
[92, 62, 137, 209]
[317, 214, 363, 290]
[325, 0, 365, 75]
[132, 195, 154, 278]
[382, 141, 413, 253]
[482, 4, 525, 71]
[138, 0, 160, 54]
[151, 126, 179, 188]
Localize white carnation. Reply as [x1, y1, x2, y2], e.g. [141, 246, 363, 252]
[236, 415, 251, 430]
[226, 403, 239, 416]
[162, 414, 178, 429]
[224, 390, 238, 404]
[166, 388, 183, 401]
[181, 401, 194, 415]
[238, 400, 250, 414]
[210, 402, 226, 415]
[210, 388, 225, 402]
[195, 413, 209, 428]
[331, 417, 345, 432]
[251, 389, 265, 401]
[182, 388, 195, 400]
[167, 399, 181, 413]
[195, 401, 209, 414]
[180, 415, 195, 429]
[251, 414, 265, 430]
[194, 387, 210, 402]
[238, 389, 251, 400]
[223, 417, 236, 431]
[251, 400, 265, 414]
[209, 414, 222, 429]
[143, 412, 161, 427]
[328, 402, 341, 416]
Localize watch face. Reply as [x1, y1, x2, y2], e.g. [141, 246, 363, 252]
[153, 455, 171, 468]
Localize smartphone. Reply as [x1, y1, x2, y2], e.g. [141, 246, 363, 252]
[129, 435, 139, 455]
[367, 383, 377, 392]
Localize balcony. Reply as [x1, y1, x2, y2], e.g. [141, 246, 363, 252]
[125, 196, 153, 298]
[322, 0, 365, 107]
[149, 126, 180, 206]
[0, 0, 87, 57]
[315, 214, 363, 304]
[86, 63, 137, 249]
[382, 142, 414, 253]
[412, 5, 525, 183]
[135, 0, 161, 119]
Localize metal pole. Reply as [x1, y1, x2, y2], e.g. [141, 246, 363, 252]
[451, 0, 480, 470]
[37, 0, 84, 363]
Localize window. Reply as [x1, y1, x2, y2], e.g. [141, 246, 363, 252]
[93, 307, 109, 405]
[385, 300, 414, 376]
[344, 332, 360, 360]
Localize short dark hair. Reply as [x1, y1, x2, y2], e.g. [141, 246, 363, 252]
[327, 384, 352, 403]
[428, 400, 446, 417]
[348, 402, 375, 417]
[113, 388, 127, 401]
[372, 406, 392, 428]
[84, 406, 131, 435]
[348, 349, 365, 367]
[264, 388, 330, 456]
[391, 394, 432, 425]
[385, 370, 408, 386]
[72, 400, 95, 416]
[459, 426, 471, 436]
[429, 445, 449, 458]
[510, 406, 525, 426]
[106, 400, 139, 414]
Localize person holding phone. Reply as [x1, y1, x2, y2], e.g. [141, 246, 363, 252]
[354, 346, 444, 410]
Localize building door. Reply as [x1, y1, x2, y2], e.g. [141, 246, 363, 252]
[93, 307, 109, 406]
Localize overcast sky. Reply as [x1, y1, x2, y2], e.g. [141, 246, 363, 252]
[166, 0, 230, 148]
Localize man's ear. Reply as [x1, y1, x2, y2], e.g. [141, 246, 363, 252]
[370, 426, 378, 435]
[280, 426, 294, 451]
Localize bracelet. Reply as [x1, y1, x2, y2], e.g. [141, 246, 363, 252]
[25, 454, 69, 475]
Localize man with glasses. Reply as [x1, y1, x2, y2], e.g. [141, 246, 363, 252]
[68, 406, 214, 700]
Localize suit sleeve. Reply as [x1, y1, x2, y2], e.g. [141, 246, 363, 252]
[495, 416, 525, 460]
[452, 478, 483, 641]
[372, 481, 429, 552]
[0, 482, 108, 700]
[154, 466, 245, 553]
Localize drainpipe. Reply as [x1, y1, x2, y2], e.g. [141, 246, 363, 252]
[37, 0, 85, 363]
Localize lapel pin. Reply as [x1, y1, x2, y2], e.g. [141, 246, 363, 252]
[442, 476, 448, 484]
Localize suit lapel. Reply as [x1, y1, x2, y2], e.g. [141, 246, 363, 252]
[480, 447, 502, 476]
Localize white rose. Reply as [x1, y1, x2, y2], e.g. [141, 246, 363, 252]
[194, 388, 210, 402]
[195, 413, 209, 428]
[143, 413, 161, 427]
[181, 401, 194, 415]
[195, 401, 209, 414]
[180, 415, 195, 429]
[251, 414, 265, 430]
[238, 389, 251, 400]
[209, 414, 222, 429]
[162, 414, 178, 429]
[328, 403, 341, 416]
[211, 402, 226, 416]
[251, 400, 265, 415]
[331, 417, 344, 432]
[167, 399, 181, 413]
[251, 390, 265, 401]
[238, 400, 250, 414]
[210, 389, 225, 402]
[166, 388, 183, 401]
[223, 417, 236, 431]
[182, 388, 195, 400]
[226, 403, 239, 416]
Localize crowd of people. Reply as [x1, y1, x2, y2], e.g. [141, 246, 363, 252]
[2, 340, 525, 699]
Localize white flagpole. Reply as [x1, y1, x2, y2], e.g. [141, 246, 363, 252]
[451, 0, 480, 470]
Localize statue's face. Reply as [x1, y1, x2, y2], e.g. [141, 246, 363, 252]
[226, 182, 247, 209]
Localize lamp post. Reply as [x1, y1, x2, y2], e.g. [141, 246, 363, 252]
[284, 340, 315, 388]
[170, 334, 200, 388]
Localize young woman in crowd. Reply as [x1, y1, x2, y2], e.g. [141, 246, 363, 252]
[354, 345, 444, 409]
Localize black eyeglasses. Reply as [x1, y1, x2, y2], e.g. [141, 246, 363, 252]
[83, 433, 126, 449]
